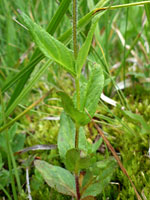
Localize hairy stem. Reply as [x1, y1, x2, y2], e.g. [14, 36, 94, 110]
[75, 124, 79, 149]
[75, 77, 80, 110]
[73, 1, 81, 199]
[73, 0, 78, 59]
[75, 174, 80, 200]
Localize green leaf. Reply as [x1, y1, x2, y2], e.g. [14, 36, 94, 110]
[65, 149, 80, 172]
[58, 112, 75, 159]
[80, 64, 104, 117]
[81, 196, 95, 200]
[2, 10, 93, 94]
[78, 127, 88, 153]
[58, 112, 88, 159]
[65, 149, 91, 172]
[76, 19, 98, 75]
[34, 160, 76, 197]
[81, 158, 116, 197]
[82, 182, 107, 197]
[2, 0, 110, 95]
[20, 12, 75, 76]
[58, 92, 90, 125]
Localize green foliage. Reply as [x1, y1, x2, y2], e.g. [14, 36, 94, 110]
[34, 160, 76, 197]
[123, 110, 150, 134]
[58, 92, 90, 125]
[79, 64, 104, 117]
[20, 12, 75, 76]
[65, 148, 91, 172]
[0, 168, 10, 187]
[0, 124, 25, 156]
[76, 18, 98, 75]
[81, 158, 117, 198]
[58, 112, 88, 159]
[1, 0, 150, 199]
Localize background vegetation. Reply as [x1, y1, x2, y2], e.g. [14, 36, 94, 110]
[0, 0, 150, 199]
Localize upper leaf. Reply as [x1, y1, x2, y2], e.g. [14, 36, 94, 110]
[34, 160, 76, 197]
[76, 20, 97, 75]
[58, 92, 90, 125]
[20, 12, 76, 76]
[79, 64, 104, 118]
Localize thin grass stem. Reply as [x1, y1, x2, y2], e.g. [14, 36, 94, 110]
[0, 90, 18, 200]
[0, 184, 12, 200]
[93, 1, 150, 14]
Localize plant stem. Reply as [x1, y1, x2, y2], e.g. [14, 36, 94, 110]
[73, 0, 80, 148]
[73, 0, 78, 59]
[6, 134, 18, 200]
[75, 174, 80, 200]
[73, 1, 81, 199]
[75, 77, 80, 110]
[75, 124, 79, 149]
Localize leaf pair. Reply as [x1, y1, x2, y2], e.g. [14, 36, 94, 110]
[58, 64, 104, 126]
[19, 12, 100, 78]
[34, 157, 116, 198]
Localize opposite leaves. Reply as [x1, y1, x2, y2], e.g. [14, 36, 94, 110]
[58, 64, 104, 126]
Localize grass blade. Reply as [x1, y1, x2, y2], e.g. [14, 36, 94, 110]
[0, 90, 52, 134]
[5, 0, 71, 108]
[5, 60, 51, 118]
[144, 3, 150, 25]
[93, 1, 150, 14]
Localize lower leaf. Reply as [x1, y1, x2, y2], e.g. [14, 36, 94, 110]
[34, 160, 76, 197]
